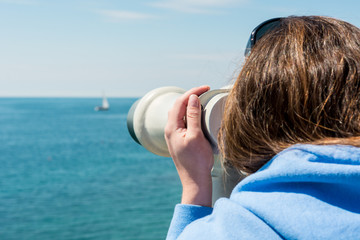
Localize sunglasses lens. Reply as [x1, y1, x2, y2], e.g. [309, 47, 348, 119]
[245, 18, 281, 56]
[255, 21, 280, 43]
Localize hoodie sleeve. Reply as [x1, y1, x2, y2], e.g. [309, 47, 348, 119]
[166, 204, 213, 240]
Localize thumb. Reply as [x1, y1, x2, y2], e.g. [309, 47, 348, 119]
[186, 94, 202, 132]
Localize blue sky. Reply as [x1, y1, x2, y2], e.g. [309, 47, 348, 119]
[1, 0, 360, 97]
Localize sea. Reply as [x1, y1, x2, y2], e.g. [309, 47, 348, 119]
[0, 98, 182, 240]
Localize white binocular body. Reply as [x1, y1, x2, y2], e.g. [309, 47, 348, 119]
[127, 86, 242, 205]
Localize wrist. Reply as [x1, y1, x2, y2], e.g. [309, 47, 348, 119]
[181, 177, 212, 207]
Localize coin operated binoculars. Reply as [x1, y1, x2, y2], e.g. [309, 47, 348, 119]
[127, 86, 243, 206]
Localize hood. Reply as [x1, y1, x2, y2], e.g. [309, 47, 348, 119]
[229, 144, 360, 239]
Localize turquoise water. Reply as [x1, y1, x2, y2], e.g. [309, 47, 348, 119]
[0, 98, 181, 240]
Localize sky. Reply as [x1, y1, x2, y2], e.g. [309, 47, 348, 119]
[1, 0, 360, 97]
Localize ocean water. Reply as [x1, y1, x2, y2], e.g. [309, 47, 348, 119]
[0, 98, 181, 240]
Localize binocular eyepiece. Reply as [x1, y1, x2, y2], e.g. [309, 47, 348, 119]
[127, 86, 229, 157]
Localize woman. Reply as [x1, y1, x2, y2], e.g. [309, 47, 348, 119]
[165, 16, 360, 239]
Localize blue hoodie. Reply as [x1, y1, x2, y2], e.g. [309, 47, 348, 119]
[166, 144, 360, 240]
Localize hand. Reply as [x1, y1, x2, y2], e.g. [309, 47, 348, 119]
[165, 86, 214, 207]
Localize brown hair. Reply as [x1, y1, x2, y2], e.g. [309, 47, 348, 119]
[218, 16, 360, 174]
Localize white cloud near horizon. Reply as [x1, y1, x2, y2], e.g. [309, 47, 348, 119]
[150, 0, 247, 14]
[98, 10, 157, 22]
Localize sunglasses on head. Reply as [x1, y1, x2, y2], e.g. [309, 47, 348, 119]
[244, 17, 282, 57]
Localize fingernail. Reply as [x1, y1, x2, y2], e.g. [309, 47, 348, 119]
[189, 94, 199, 107]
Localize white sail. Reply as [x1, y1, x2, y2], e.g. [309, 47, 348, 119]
[95, 93, 110, 111]
[102, 96, 109, 108]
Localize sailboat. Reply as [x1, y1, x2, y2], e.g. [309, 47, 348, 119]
[95, 94, 110, 111]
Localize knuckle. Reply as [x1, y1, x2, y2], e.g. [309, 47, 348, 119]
[187, 113, 200, 121]
[187, 107, 200, 119]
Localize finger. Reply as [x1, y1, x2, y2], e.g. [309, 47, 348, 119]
[168, 86, 210, 129]
[186, 94, 202, 132]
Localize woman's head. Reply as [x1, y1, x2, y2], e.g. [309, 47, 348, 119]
[218, 16, 360, 174]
